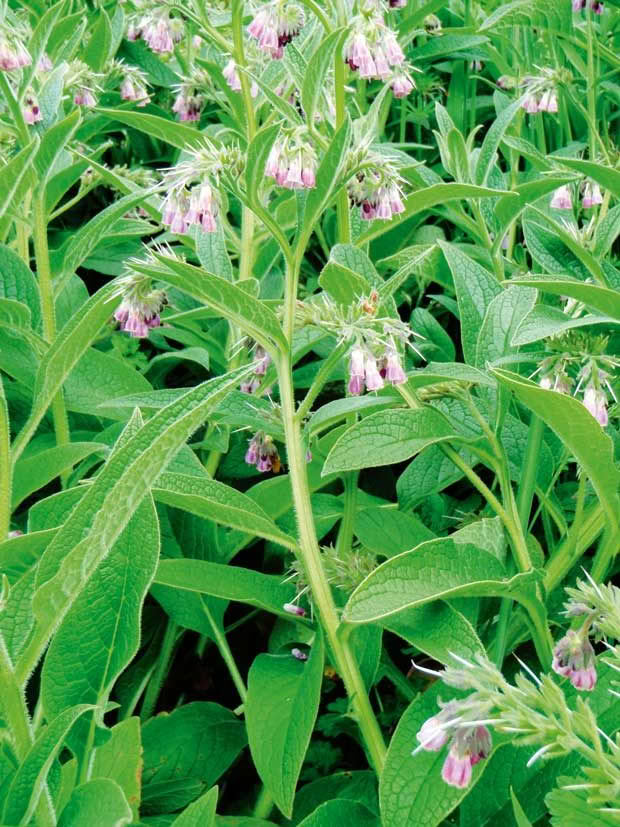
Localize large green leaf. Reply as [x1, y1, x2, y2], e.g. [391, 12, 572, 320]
[246, 124, 281, 207]
[91, 718, 142, 820]
[246, 635, 325, 818]
[475, 286, 536, 367]
[96, 108, 205, 150]
[475, 95, 525, 186]
[153, 472, 297, 549]
[33, 109, 81, 184]
[28, 368, 249, 670]
[0, 243, 41, 330]
[492, 369, 620, 533]
[2, 704, 94, 825]
[301, 28, 347, 129]
[297, 800, 379, 827]
[507, 275, 620, 321]
[438, 240, 502, 364]
[132, 252, 287, 353]
[343, 537, 542, 623]
[512, 305, 618, 346]
[11, 442, 107, 507]
[57, 779, 132, 827]
[0, 139, 39, 224]
[40, 497, 159, 754]
[153, 559, 300, 621]
[356, 184, 516, 246]
[323, 408, 460, 474]
[171, 787, 218, 827]
[385, 602, 485, 662]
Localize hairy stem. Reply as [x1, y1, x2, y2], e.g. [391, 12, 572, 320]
[0, 379, 10, 540]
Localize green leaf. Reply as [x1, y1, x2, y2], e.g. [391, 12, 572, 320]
[494, 176, 576, 234]
[511, 789, 533, 827]
[141, 702, 246, 814]
[40, 497, 159, 755]
[512, 305, 618, 346]
[593, 203, 620, 258]
[323, 408, 460, 474]
[522, 218, 589, 281]
[195, 222, 233, 281]
[0, 297, 31, 329]
[553, 158, 620, 198]
[96, 108, 205, 150]
[33, 109, 81, 185]
[153, 472, 297, 549]
[57, 779, 132, 827]
[356, 184, 516, 246]
[492, 369, 620, 533]
[475, 96, 525, 186]
[291, 772, 378, 825]
[82, 7, 112, 71]
[307, 395, 402, 439]
[385, 602, 485, 662]
[0, 139, 39, 224]
[91, 719, 142, 821]
[301, 28, 347, 129]
[298, 800, 379, 827]
[475, 285, 537, 367]
[12, 281, 122, 457]
[244, 68, 303, 124]
[297, 117, 352, 251]
[343, 536, 541, 623]
[438, 241, 502, 364]
[2, 704, 94, 825]
[354, 507, 435, 557]
[414, 33, 489, 60]
[0, 243, 41, 330]
[153, 558, 299, 620]
[507, 274, 620, 321]
[246, 635, 325, 818]
[546, 779, 618, 826]
[134, 252, 287, 353]
[30, 368, 249, 654]
[12, 442, 107, 507]
[171, 787, 218, 827]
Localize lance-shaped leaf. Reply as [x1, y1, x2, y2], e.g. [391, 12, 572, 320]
[28, 367, 250, 664]
[246, 124, 281, 207]
[153, 472, 297, 549]
[343, 537, 542, 624]
[96, 108, 205, 150]
[153, 559, 301, 621]
[0, 138, 39, 225]
[171, 787, 218, 827]
[301, 28, 348, 130]
[323, 408, 460, 474]
[506, 275, 620, 322]
[2, 704, 94, 825]
[57, 779, 132, 827]
[132, 253, 287, 354]
[246, 634, 324, 817]
[474, 95, 526, 186]
[553, 157, 620, 199]
[492, 369, 620, 534]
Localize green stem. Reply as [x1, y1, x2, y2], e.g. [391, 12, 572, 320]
[296, 342, 347, 423]
[337, 470, 359, 556]
[0, 379, 10, 540]
[32, 194, 70, 469]
[334, 43, 351, 245]
[278, 352, 386, 773]
[202, 602, 247, 703]
[253, 786, 275, 820]
[516, 415, 545, 531]
[140, 620, 178, 720]
[585, 7, 597, 159]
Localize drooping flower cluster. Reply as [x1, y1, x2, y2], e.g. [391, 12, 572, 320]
[348, 342, 407, 395]
[550, 184, 572, 209]
[128, 11, 184, 55]
[172, 82, 205, 122]
[65, 60, 100, 108]
[581, 179, 603, 208]
[572, 0, 604, 12]
[347, 155, 406, 221]
[552, 628, 597, 690]
[245, 432, 281, 473]
[522, 81, 558, 114]
[534, 334, 618, 427]
[344, 15, 405, 81]
[120, 66, 151, 107]
[248, 1, 305, 59]
[222, 59, 258, 97]
[160, 140, 242, 235]
[0, 32, 31, 72]
[266, 129, 317, 189]
[109, 272, 167, 338]
[241, 344, 272, 394]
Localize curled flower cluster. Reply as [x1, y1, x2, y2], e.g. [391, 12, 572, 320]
[522, 85, 558, 114]
[241, 344, 272, 394]
[245, 432, 281, 473]
[248, 1, 304, 59]
[111, 273, 167, 338]
[0, 33, 31, 72]
[552, 628, 597, 690]
[266, 130, 317, 189]
[120, 67, 150, 107]
[348, 343, 406, 395]
[66, 60, 100, 108]
[344, 16, 405, 81]
[162, 183, 219, 234]
[348, 162, 406, 221]
[172, 83, 204, 122]
[129, 11, 184, 55]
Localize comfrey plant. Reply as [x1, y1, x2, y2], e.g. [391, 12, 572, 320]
[0, 0, 618, 824]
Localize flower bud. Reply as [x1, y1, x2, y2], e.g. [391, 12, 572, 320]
[283, 603, 306, 617]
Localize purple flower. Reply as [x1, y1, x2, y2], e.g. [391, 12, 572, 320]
[74, 88, 96, 107]
[582, 181, 603, 208]
[552, 628, 597, 691]
[283, 603, 306, 617]
[441, 726, 492, 788]
[389, 0, 407, 7]
[416, 702, 460, 751]
[120, 75, 150, 107]
[266, 135, 317, 190]
[245, 432, 281, 473]
[391, 72, 414, 98]
[248, 3, 304, 59]
[583, 386, 608, 426]
[522, 93, 539, 114]
[550, 185, 572, 210]
[591, 0, 603, 12]
[364, 355, 385, 391]
[384, 349, 407, 384]
[291, 647, 308, 660]
[572, 0, 586, 9]
[23, 93, 42, 125]
[538, 90, 558, 113]
[172, 88, 203, 122]
[441, 752, 473, 788]
[0, 36, 31, 71]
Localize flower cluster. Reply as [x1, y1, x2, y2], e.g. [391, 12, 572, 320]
[172, 82, 205, 122]
[348, 153, 406, 221]
[248, 1, 304, 60]
[241, 343, 272, 394]
[110, 272, 167, 338]
[344, 15, 405, 81]
[23, 92, 42, 125]
[65, 60, 100, 108]
[522, 84, 558, 114]
[348, 342, 406, 394]
[222, 59, 258, 97]
[572, 0, 604, 12]
[245, 432, 282, 473]
[0, 32, 31, 72]
[266, 129, 317, 189]
[552, 628, 597, 690]
[535, 335, 618, 427]
[581, 180, 603, 208]
[119, 65, 151, 107]
[128, 11, 184, 55]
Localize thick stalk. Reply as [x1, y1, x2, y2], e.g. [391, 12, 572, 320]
[32, 194, 70, 464]
[277, 353, 386, 772]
